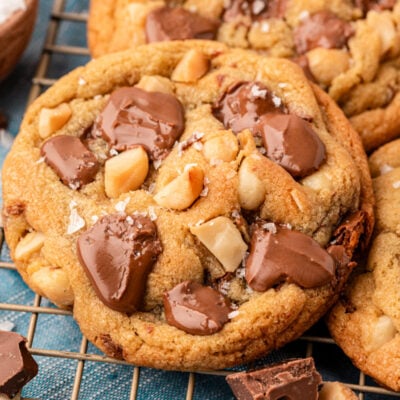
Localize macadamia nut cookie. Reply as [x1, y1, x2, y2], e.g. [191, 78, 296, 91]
[2, 41, 373, 370]
[328, 138, 400, 391]
[88, 0, 400, 152]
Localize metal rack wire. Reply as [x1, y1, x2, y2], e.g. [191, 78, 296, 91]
[1, 0, 400, 398]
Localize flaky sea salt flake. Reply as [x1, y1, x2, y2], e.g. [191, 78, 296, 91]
[392, 181, 400, 189]
[115, 196, 131, 213]
[67, 202, 85, 234]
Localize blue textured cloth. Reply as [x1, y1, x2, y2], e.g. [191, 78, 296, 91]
[0, 1, 394, 399]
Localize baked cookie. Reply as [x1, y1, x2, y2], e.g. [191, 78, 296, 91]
[2, 41, 374, 370]
[88, 0, 400, 152]
[328, 138, 400, 391]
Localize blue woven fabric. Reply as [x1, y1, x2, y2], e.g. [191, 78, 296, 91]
[0, 1, 394, 399]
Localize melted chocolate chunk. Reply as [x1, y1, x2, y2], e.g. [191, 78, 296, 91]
[223, 0, 287, 21]
[41, 135, 99, 189]
[355, 0, 396, 13]
[145, 6, 220, 43]
[293, 11, 354, 55]
[212, 82, 285, 134]
[333, 210, 368, 254]
[163, 280, 232, 335]
[0, 331, 38, 398]
[245, 226, 335, 291]
[77, 214, 162, 314]
[95, 87, 185, 161]
[255, 113, 326, 178]
[226, 357, 322, 400]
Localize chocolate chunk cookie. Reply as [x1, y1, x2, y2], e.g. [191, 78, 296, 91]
[328, 138, 400, 391]
[2, 41, 373, 370]
[88, 0, 400, 152]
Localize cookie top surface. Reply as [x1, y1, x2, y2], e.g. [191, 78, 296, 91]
[2, 40, 373, 370]
[88, 0, 400, 151]
[328, 138, 400, 391]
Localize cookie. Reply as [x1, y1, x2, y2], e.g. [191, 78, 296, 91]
[2, 40, 374, 370]
[328, 138, 400, 391]
[88, 0, 400, 152]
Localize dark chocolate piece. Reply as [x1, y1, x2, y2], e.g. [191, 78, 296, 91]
[95, 87, 185, 161]
[212, 82, 285, 134]
[226, 357, 322, 400]
[0, 331, 38, 398]
[145, 6, 219, 43]
[255, 113, 326, 178]
[41, 135, 99, 190]
[293, 11, 354, 55]
[245, 226, 335, 291]
[163, 280, 232, 335]
[77, 214, 162, 314]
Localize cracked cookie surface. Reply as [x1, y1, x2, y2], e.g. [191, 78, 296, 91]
[88, 0, 400, 152]
[2, 41, 373, 370]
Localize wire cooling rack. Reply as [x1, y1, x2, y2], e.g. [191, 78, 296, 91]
[1, 0, 400, 398]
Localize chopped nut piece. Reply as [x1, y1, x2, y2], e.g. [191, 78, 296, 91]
[190, 216, 247, 272]
[171, 49, 210, 83]
[135, 75, 174, 95]
[154, 165, 204, 210]
[203, 132, 238, 162]
[367, 11, 398, 56]
[238, 157, 266, 210]
[363, 315, 397, 352]
[105, 147, 149, 198]
[319, 381, 358, 400]
[31, 267, 74, 307]
[38, 103, 72, 139]
[307, 48, 350, 86]
[14, 232, 45, 261]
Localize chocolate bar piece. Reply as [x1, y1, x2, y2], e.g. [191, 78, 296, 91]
[226, 357, 322, 400]
[0, 331, 38, 399]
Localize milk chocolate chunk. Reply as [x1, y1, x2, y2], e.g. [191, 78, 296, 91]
[77, 214, 162, 314]
[212, 82, 285, 134]
[96, 87, 185, 161]
[255, 113, 326, 178]
[226, 357, 322, 400]
[163, 280, 232, 335]
[293, 11, 354, 55]
[223, 0, 287, 22]
[145, 7, 220, 43]
[41, 135, 99, 189]
[245, 226, 335, 291]
[0, 331, 38, 398]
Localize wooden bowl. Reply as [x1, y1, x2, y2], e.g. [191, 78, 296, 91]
[0, 0, 39, 80]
